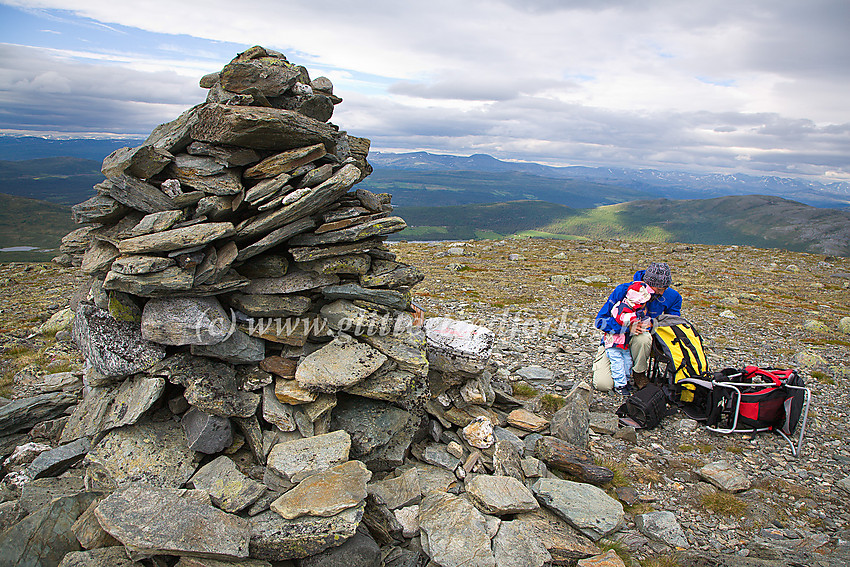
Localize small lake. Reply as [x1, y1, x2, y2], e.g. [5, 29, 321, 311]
[0, 246, 40, 252]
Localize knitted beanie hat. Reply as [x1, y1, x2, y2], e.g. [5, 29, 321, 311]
[643, 262, 672, 288]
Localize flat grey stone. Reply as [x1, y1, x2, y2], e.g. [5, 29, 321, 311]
[166, 154, 243, 195]
[516, 365, 555, 384]
[101, 173, 178, 213]
[101, 144, 174, 180]
[236, 217, 317, 262]
[228, 293, 311, 317]
[60, 375, 165, 443]
[413, 443, 461, 472]
[248, 503, 363, 561]
[118, 222, 235, 255]
[0, 492, 97, 567]
[636, 511, 689, 548]
[466, 474, 539, 515]
[161, 355, 260, 418]
[270, 460, 370, 519]
[330, 394, 411, 466]
[321, 283, 410, 310]
[19, 476, 86, 515]
[72, 194, 129, 224]
[299, 530, 381, 567]
[103, 265, 196, 296]
[85, 419, 197, 488]
[191, 329, 266, 364]
[359, 327, 428, 375]
[367, 467, 421, 510]
[531, 477, 624, 541]
[0, 391, 77, 435]
[241, 270, 339, 294]
[182, 407, 233, 454]
[266, 429, 351, 483]
[28, 437, 92, 479]
[299, 253, 372, 276]
[296, 335, 387, 393]
[141, 296, 232, 346]
[189, 455, 266, 513]
[289, 216, 407, 246]
[124, 210, 185, 237]
[71, 498, 120, 550]
[513, 507, 600, 564]
[73, 302, 166, 377]
[492, 519, 552, 567]
[589, 411, 619, 435]
[424, 317, 494, 374]
[698, 460, 751, 492]
[58, 546, 146, 567]
[262, 385, 297, 432]
[419, 491, 496, 567]
[345, 367, 423, 404]
[244, 143, 326, 178]
[95, 484, 250, 560]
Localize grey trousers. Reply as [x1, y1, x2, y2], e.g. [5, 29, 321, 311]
[592, 332, 652, 391]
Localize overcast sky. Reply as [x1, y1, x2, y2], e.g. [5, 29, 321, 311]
[1, 0, 849, 182]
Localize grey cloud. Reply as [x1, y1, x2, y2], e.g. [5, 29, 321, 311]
[0, 43, 204, 134]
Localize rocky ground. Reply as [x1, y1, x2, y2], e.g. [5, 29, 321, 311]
[1, 238, 849, 566]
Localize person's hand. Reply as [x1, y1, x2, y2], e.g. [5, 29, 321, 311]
[630, 320, 645, 335]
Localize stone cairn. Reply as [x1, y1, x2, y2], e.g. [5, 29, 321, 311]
[0, 47, 621, 567]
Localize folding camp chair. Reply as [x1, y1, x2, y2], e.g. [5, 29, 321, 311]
[678, 366, 811, 457]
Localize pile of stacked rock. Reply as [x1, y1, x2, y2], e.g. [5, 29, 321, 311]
[0, 47, 628, 567]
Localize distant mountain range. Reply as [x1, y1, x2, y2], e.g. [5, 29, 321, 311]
[393, 196, 850, 256]
[0, 136, 848, 258]
[370, 151, 850, 209]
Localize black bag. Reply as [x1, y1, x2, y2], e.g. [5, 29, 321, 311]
[617, 384, 667, 429]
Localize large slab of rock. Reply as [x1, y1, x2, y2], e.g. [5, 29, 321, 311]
[513, 507, 600, 563]
[182, 407, 233, 454]
[141, 296, 232, 345]
[0, 492, 97, 567]
[289, 216, 407, 246]
[189, 455, 266, 513]
[103, 266, 196, 296]
[698, 460, 751, 493]
[330, 394, 412, 468]
[244, 143, 327, 179]
[95, 484, 250, 560]
[635, 511, 689, 548]
[160, 354, 260, 418]
[295, 335, 387, 393]
[71, 498, 120, 550]
[73, 302, 166, 377]
[229, 293, 311, 317]
[60, 375, 165, 443]
[118, 222, 235, 254]
[419, 491, 496, 567]
[359, 328, 428, 375]
[58, 546, 146, 567]
[111, 254, 176, 275]
[492, 519, 552, 567]
[85, 419, 197, 488]
[241, 269, 339, 294]
[191, 103, 337, 152]
[270, 460, 371, 519]
[298, 530, 381, 567]
[28, 437, 91, 479]
[424, 317, 495, 374]
[191, 328, 266, 364]
[367, 467, 421, 510]
[321, 283, 410, 310]
[532, 478, 624, 541]
[144, 104, 202, 153]
[249, 503, 364, 561]
[101, 173, 178, 213]
[466, 474, 539, 515]
[236, 217, 317, 261]
[0, 391, 77, 435]
[266, 429, 351, 483]
[19, 476, 86, 515]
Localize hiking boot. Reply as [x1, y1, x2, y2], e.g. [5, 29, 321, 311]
[633, 371, 649, 390]
[614, 385, 632, 396]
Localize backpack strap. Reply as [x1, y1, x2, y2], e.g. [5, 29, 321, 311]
[744, 366, 782, 387]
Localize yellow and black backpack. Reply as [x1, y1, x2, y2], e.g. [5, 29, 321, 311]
[648, 315, 708, 403]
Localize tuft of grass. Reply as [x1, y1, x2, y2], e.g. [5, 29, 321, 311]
[810, 370, 836, 385]
[696, 444, 713, 454]
[751, 477, 810, 499]
[511, 382, 539, 398]
[700, 492, 748, 517]
[678, 444, 696, 452]
[724, 445, 744, 455]
[595, 456, 629, 488]
[597, 538, 634, 565]
[641, 554, 683, 567]
[627, 465, 663, 485]
[540, 393, 566, 413]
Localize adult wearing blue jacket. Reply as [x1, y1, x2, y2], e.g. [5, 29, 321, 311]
[592, 262, 682, 393]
